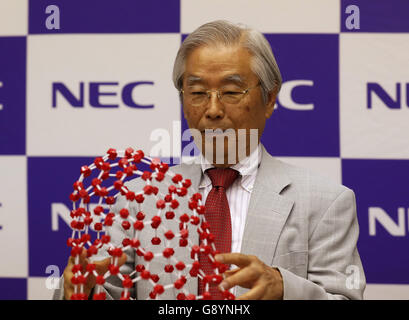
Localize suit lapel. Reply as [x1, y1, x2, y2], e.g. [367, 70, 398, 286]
[238, 146, 294, 296]
[172, 151, 294, 298]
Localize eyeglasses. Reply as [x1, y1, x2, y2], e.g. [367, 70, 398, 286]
[180, 83, 260, 107]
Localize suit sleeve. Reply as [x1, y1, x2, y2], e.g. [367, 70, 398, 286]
[276, 188, 366, 300]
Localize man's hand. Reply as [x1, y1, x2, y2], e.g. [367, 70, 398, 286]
[63, 248, 127, 300]
[215, 253, 283, 300]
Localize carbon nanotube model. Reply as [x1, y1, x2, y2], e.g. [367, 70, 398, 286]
[67, 147, 234, 300]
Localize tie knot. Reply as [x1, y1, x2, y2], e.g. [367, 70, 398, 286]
[206, 168, 239, 190]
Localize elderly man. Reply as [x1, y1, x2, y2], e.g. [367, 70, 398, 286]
[56, 20, 365, 300]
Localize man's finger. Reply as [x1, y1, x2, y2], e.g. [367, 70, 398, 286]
[68, 247, 88, 264]
[223, 267, 241, 278]
[93, 257, 112, 274]
[79, 249, 88, 266]
[215, 253, 253, 268]
[236, 284, 265, 300]
[93, 253, 127, 274]
[66, 248, 88, 273]
[220, 266, 259, 290]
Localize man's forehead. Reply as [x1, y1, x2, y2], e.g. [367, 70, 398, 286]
[185, 45, 253, 67]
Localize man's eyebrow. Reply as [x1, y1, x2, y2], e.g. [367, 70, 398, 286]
[221, 74, 246, 86]
[185, 74, 247, 86]
[186, 75, 203, 85]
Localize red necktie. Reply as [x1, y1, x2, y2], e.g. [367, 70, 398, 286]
[198, 168, 239, 299]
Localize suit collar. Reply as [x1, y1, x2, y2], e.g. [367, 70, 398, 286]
[179, 144, 290, 191]
[257, 144, 292, 194]
[198, 144, 262, 192]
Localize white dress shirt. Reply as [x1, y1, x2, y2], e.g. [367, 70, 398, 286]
[198, 144, 262, 254]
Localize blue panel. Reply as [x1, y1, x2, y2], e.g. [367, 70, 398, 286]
[28, 157, 93, 277]
[29, 0, 180, 34]
[0, 37, 26, 155]
[262, 34, 339, 157]
[341, 0, 409, 33]
[342, 159, 409, 284]
[0, 278, 27, 300]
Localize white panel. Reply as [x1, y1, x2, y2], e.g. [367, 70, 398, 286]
[340, 34, 409, 159]
[0, 156, 28, 277]
[276, 156, 342, 185]
[28, 277, 56, 300]
[181, 0, 340, 34]
[364, 284, 409, 300]
[27, 34, 181, 157]
[0, 0, 27, 36]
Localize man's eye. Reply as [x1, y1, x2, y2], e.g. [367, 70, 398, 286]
[224, 91, 241, 95]
[191, 92, 206, 95]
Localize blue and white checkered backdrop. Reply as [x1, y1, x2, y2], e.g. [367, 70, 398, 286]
[0, 0, 408, 300]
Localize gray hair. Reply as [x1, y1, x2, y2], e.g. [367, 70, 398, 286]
[172, 20, 282, 104]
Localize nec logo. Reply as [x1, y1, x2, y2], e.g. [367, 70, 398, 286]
[369, 207, 409, 236]
[52, 81, 154, 109]
[367, 83, 409, 109]
[51, 202, 107, 231]
[277, 80, 315, 111]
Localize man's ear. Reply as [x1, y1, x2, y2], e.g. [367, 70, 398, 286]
[265, 87, 278, 119]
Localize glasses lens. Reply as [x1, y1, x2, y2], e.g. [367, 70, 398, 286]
[189, 92, 207, 105]
[182, 89, 205, 106]
[220, 90, 243, 104]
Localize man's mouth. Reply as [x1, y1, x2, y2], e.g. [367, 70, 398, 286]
[201, 129, 231, 138]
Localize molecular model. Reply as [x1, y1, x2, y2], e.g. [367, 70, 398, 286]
[67, 147, 235, 300]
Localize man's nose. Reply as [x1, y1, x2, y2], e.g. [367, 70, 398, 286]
[205, 92, 225, 120]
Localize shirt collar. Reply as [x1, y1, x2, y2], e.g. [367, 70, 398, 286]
[198, 144, 262, 192]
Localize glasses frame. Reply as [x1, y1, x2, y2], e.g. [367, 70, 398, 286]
[180, 83, 261, 106]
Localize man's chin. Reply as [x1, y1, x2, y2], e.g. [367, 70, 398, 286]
[191, 128, 259, 165]
[200, 143, 238, 166]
